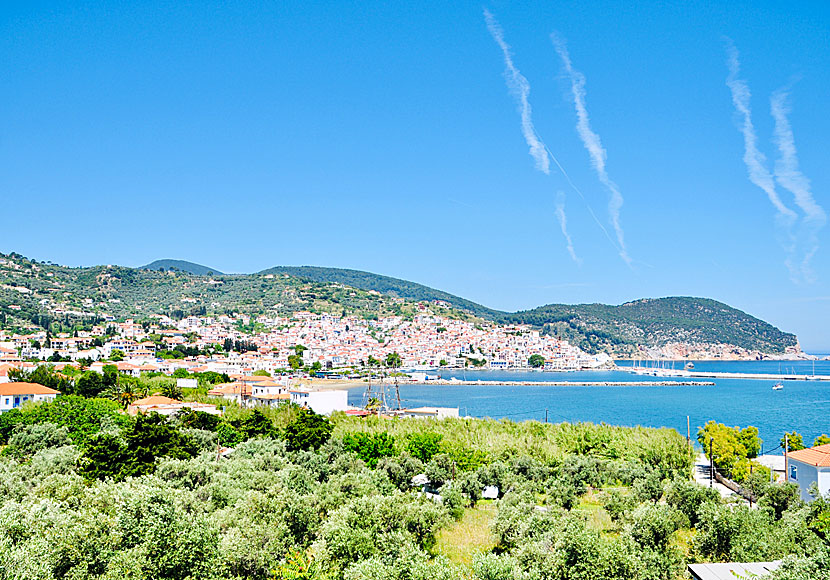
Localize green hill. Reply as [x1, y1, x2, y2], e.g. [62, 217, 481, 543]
[258, 266, 499, 319]
[142, 259, 224, 276]
[0, 252, 798, 355]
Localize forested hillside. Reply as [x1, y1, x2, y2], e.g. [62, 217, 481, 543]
[0, 252, 798, 355]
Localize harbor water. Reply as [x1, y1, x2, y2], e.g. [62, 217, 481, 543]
[346, 361, 830, 452]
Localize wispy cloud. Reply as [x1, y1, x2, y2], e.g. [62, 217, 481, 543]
[770, 87, 827, 282]
[484, 9, 549, 174]
[555, 191, 581, 264]
[725, 43, 798, 226]
[552, 34, 631, 266]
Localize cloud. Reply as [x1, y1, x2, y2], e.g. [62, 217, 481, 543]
[552, 34, 631, 267]
[725, 44, 797, 225]
[484, 9, 550, 174]
[555, 191, 581, 264]
[770, 87, 827, 282]
[724, 41, 800, 280]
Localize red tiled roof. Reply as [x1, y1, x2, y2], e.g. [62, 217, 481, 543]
[0, 382, 60, 395]
[789, 444, 830, 467]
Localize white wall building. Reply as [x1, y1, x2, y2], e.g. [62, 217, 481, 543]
[0, 382, 60, 413]
[289, 389, 348, 415]
[787, 444, 830, 502]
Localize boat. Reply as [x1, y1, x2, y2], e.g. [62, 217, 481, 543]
[684, 362, 695, 370]
[772, 383, 784, 391]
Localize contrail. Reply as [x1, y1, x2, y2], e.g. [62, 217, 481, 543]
[555, 191, 581, 264]
[484, 10, 623, 263]
[725, 41, 799, 279]
[770, 87, 827, 282]
[484, 9, 549, 174]
[552, 34, 631, 266]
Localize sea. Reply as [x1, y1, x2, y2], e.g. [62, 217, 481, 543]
[346, 359, 830, 454]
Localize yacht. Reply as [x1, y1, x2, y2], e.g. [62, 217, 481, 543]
[772, 382, 784, 391]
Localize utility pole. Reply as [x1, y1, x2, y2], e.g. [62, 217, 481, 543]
[709, 437, 714, 488]
[784, 433, 789, 482]
[686, 416, 690, 446]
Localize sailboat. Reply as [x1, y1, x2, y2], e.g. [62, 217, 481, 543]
[772, 382, 784, 391]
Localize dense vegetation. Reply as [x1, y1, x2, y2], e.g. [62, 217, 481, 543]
[0, 252, 798, 354]
[0, 395, 827, 580]
[142, 259, 225, 276]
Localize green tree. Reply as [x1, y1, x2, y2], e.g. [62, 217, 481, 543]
[288, 354, 302, 370]
[528, 354, 545, 368]
[782, 431, 806, 452]
[284, 409, 333, 451]
[407, 432, 443, 463]
[109, 349, 124, 362]
[79, 412, 195, 480]
[814, 434, 830, 447]
[342, 432, 396, 468]
[75, 371, 105, 398]
[252, 369, 271, 377]
[385, 351, 402, 368]
[161, 382, 183, 401]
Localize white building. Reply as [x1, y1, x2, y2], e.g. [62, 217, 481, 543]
[289, 389, 348, 415]
[787, 444, 830, 502]
[398, 406, 459, 419]
[0, 382, 60, 412]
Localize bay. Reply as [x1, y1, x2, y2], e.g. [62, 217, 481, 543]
[346, 361, 830, 453]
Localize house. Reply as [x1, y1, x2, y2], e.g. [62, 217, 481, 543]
[787, 444, 830, 501]
[397, 406, 460, 419]
[289, 389, 348, 415]
[688, 561, 780, 580]
[0, 382, 60, 412]
[127, 395, 221, 417]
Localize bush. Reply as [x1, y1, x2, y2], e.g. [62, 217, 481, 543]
[342, 432, 396, 468]
[664, 478, 719, 526]
[407, 432, 443, 463]
[284, 409, 333, 451]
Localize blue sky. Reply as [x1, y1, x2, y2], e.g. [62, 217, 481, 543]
[1, 1, 829, 349]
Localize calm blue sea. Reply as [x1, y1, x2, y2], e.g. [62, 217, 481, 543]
[346, 361, 830, 453]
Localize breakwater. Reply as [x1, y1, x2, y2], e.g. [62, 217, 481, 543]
[627, 369, 830, 381]
[417, 379, 714, 387]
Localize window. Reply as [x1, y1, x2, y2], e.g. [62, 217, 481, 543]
[790, 465, 798, 481]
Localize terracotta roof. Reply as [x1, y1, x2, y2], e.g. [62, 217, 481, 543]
[0, 382, 61, 395]
[131, 395, 180, 406]
[788, 444, 830, 467]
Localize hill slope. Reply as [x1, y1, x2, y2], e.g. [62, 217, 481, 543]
[142, 259, 224, 276]
[0, 252, 798, 355]
[259, 266, 499, 319]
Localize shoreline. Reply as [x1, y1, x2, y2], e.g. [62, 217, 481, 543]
[291, 377, 715, 390]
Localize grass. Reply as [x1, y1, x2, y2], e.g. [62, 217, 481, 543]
[575, 489, 614, 532]
[434, 503, 497, 565]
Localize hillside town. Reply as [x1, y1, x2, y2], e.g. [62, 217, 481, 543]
[0, 311, 610, 374]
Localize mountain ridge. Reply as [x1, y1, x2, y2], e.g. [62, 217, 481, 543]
[0, 252, 799, 355]
[141, 259, 224, 276]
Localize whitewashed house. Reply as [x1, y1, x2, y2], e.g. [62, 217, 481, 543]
[787, 444, 830, 501]
[289, 389, 348, 415]
[0, 382, 60, 412]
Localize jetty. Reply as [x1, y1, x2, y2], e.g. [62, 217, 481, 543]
[417, 379, 714, 387]
[627, 368, 830, 382]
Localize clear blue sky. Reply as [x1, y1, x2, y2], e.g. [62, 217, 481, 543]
[2, 1, 829, 349]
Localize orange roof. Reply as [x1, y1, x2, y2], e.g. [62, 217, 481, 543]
[208, 382, 251, 396]
[0, 382, 60, 395]
[131, 395, 180, 406]
[789, 444, 830, 467]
